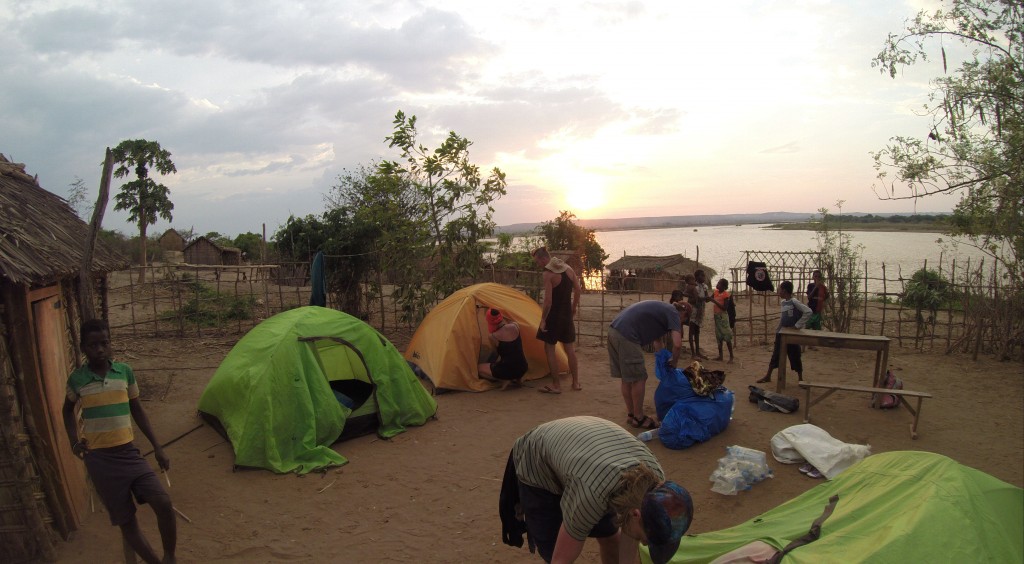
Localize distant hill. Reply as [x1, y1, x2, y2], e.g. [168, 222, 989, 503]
[496, 212, 816, 234]
[496, 211, 949, 234]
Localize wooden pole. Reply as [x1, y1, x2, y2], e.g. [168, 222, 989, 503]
[881, 263, 887, 336]
[78, 148, 115, 322]
[862, 259, 868, 334]
[946, 259, 956, 352]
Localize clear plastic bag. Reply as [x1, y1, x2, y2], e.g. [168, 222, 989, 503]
[709, 445, 773, 495]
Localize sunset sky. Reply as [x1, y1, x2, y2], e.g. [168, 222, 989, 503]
[1, 0, 963, 237]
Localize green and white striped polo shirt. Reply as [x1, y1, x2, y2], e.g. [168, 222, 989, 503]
[66, 361, 139, 449]
[512, 416, 664, 540]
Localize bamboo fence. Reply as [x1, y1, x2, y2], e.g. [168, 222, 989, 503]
[106, 257, 1021, 361]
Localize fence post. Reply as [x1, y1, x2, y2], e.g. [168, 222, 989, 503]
[880, 263, 887, 337]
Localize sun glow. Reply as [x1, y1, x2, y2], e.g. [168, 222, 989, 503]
[563, 173, 608, 215]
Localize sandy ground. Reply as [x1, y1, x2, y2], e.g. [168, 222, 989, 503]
[55, 304, 1023, 563]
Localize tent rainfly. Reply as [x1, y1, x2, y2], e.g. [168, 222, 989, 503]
[405, 283, 568, 392]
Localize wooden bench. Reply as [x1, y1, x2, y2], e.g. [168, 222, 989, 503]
[798, 382, 933, 439]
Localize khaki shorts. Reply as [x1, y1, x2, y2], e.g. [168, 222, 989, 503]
[607, 326, 648, 383]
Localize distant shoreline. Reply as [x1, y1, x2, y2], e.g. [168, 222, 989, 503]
[763, 221, 949, 233]
[497, 212, 952, 235]
[585, 221, 951, 235]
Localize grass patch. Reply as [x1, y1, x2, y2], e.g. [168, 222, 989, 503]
[163, 276, 257, 327]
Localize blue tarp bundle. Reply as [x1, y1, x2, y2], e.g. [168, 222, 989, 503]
[653, 349, 733, 449]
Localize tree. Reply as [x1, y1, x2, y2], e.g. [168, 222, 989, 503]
[66, 176, 89, 219]
[812, 203, 864, 333]
[232, 232, 264, 262]
[111, 139, 176, 281]
[536, 211, 609, 278]
[901, 267, 955, 341]
[374, 111, 508, 317]
[872, 0, 1022, 283]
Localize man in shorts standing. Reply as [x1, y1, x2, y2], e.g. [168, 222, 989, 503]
[608, 300, 686, 430]
[532, 246, 582, 393]
[63, 319, 176, 563]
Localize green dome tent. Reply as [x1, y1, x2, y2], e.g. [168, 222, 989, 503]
[646, 451, 1023, 563]
[198, 306, 437, 474]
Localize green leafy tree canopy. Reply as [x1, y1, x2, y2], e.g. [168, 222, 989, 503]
[872, 0, 1022, 281]
[111, 139, 176, 278]
[536, 210, 609, 275]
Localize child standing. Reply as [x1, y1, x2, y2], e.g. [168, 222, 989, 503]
[711, 278, 734, 363]
[806, 269, 829, 330]
[62, 319, 177, 564]
[756, 280, 812, 383]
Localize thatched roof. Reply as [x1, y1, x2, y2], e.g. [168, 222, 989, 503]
[184, 236, 240, 254]
[0, 154, 128, 285]
[606, 254, 717, 278]
[159, 228, 184, 241]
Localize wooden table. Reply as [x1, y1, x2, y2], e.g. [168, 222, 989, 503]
[776, 327, 891, 392]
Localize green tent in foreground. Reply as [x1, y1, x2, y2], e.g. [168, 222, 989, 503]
[198, 306, 437, 474]
[646, 451, 1022, 564]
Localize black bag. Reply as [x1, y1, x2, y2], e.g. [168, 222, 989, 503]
[746, 261, 775, 292]
[726, 295, 737, 327]
[748, 385, 799, 414]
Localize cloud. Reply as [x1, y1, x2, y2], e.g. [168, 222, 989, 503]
[760, 141, 801, 154]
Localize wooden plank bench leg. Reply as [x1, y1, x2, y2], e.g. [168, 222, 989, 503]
[911, 397, 923, 440]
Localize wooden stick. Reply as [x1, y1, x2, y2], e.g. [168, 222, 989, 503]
[318, 479, 337, 493]
[163, 471, 171, 488]
[173, 506, 193, 524]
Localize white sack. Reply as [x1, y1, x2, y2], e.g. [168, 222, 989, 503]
[770, 424, 871, 479]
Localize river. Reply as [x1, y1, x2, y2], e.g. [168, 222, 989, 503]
[592, 224, 989, 294]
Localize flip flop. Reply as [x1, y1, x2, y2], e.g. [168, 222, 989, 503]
[627, 414, 641, 427]
[755, 376, 771, 383]
[538, 385, 562, 394]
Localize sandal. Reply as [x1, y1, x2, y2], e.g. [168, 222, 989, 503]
[627, 413, 641, 428]
[637, 415, 659, 430]
[755, 376, 771, 383]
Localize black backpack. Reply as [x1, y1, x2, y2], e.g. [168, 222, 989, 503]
[748, 385, 799, 413]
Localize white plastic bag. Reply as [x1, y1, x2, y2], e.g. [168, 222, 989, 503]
[770, 424, 871, 479]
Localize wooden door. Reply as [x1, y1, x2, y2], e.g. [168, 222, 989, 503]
[31, 291, 89, 527]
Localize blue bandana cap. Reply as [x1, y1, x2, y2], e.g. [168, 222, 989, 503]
[642, 481, 693, 564]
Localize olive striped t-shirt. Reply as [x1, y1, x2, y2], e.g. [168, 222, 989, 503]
[66, 361, 139, 449]
[512, 416, 664, 540]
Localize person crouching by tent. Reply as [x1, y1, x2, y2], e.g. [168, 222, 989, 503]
[499, 416, 694, 564]
[479, 308, 529, 390]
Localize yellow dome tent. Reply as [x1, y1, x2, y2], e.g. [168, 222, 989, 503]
[405, 283, 569, 392]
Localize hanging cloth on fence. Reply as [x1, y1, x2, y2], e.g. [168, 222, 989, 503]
[746, 261, 775, 292]
[310, 251, 327, 307]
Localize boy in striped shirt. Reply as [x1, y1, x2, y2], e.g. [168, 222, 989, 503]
[62, 319, 176, 563]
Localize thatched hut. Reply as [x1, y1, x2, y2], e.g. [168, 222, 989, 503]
[0, 154, 127, 561]
[157, 228, 186, 252]
[605, 254, 717, 293]
[183, 236, 221, 264]
[221, 245, 242, 265]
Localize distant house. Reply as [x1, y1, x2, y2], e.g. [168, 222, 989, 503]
[0, 154, 128, 560]
[183, 236, 242, 265]
[158, 228, 186, 252]
[605, 254, 716, 293]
